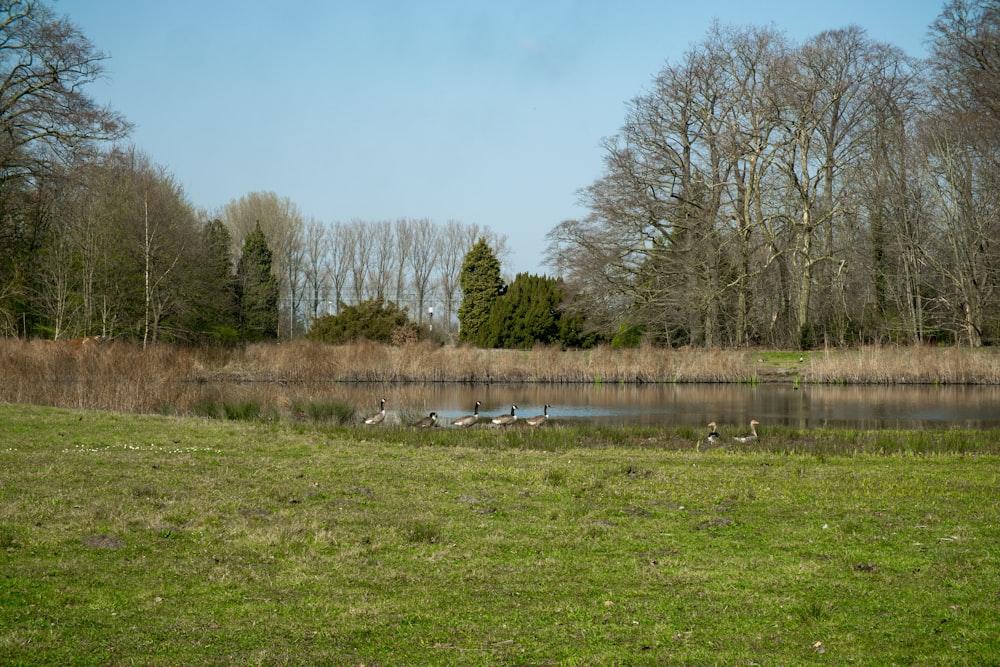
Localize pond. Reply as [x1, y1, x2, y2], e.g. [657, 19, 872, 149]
[192, 381, 1000, 430]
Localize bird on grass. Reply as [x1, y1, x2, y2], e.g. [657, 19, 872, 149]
[363, 398, 386, 425]
[733, 419, 760, 443]
[411, 412, 437, 428]
[525, 404, 551, 427]
[451, 401, 480, 428]
[491, 405, 518, 426]
[707, 421, 721, 443]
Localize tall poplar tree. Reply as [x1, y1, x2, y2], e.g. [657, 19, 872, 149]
[457, 237, 503, 345]
[236, 222, 279, 341]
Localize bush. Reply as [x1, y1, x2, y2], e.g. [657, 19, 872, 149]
[307, 299, 422, 345]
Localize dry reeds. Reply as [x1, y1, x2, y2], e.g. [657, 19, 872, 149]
[0, 338, 196, 413]
[2, 339, 997, 417]
[805, 346, 1000, 384]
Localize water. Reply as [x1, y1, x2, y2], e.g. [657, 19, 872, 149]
[193, 381, 1000, 429]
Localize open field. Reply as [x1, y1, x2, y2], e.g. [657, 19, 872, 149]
[1, 403, 999, 665]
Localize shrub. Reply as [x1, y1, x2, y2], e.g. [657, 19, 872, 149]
[307, 300, 421, 345]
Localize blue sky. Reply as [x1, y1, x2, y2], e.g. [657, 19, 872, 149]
[55, 0, 944, 276]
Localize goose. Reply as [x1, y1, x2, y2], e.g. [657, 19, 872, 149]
[525, 404, 551, 427]
[707, 421, 721, 443]
[451, 401, 481, 428]
[411, 412, 438, 428]
[491, 404, 518, 426]
[363, 398, 386, 425]
[733, 419, 760, 443]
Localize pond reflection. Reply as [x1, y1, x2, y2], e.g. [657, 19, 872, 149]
[188, 381, 1000, 429]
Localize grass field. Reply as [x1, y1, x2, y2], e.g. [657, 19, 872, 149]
[2, 403, 999, 665]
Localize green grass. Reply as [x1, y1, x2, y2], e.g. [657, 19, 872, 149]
[1, 404, 999, 665]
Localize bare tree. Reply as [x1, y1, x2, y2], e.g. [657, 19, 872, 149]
[921, 0, 1000, 345]
[408, 217, 440, 324]
[852, 43, 927, 344]
[34, 224, 75, 338]
[545, 213, 637, 336]
[44, 148, 198, 343]
[345, 219, 372, 303]
[549, 22, 940, 348]
[0, 0, 129, 328]
[368, 220, 393, 301]
[921, 122, 998, 346]
[551, 29, 741, 345]
[0, 1, 129, 182]
[392, 218, 414, 307]
[327, 220, 351, 314]
[302, 218, 330, 319]
[113, 149, 194, 346]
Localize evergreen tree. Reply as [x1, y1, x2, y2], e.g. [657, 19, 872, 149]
[486, 273, 557, 348]
[457, 238, 503, 345]
[236, 222, 279, 341]
[486, 273, 600, 349]
[192, 219, 240, 343]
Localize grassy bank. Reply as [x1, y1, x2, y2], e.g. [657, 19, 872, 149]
[1, 404, 998, 665]
[1, 339, 999, 416]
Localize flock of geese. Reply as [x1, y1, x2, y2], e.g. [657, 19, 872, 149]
[362, 399, 551, 428]
[364, 397, 759, 442]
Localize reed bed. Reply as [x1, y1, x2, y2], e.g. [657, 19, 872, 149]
[207, 341, 759, 384]
[806, 345, 1000, 384]
[1, 339, 998, 416]
[0, 338, 197, 413]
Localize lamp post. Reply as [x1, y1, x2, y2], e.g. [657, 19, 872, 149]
[428, 306, 434, 332]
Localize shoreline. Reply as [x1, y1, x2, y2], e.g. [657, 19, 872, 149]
[2, 340, 999, 416]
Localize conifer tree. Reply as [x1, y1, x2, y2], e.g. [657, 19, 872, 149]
[485, 273, 598, 348]
[194, 219, 240, 342]
[457, 238, 503, 345]
[236, 222, 279, 341]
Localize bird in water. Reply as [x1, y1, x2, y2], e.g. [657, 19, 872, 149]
[363, 398, 386, 425]
[525, 404, 551, 427]
[411, 412, 437, 428]
[733, 419, 760, 443]
[707, 421, 721, 443]
[491, 404, 518, 426]
[451, 401, 481, 428]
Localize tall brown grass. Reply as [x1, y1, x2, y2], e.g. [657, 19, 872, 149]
[807, 345, 1000, 384]
[1, 339, 997, 415]
[0, 338, 199, 413]
[207, 341, 757, 383]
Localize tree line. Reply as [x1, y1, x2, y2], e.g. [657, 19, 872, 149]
[3, 0, 996, 349]
[0, 2, 517, 344]
[547, 1, 1000, 348]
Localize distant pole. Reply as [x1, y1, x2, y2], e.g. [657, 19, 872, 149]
[428, 306, 434, 332]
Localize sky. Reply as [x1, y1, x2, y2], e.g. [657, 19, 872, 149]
[54, 0, 945, 276]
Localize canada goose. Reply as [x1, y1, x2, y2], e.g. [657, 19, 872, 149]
[491, 404, 518, 426]
[411, 412, 437, 428]
[733, 419, 760, 443]
[525, 404, 551, 427]
[707, 421, 720, 442]
[363, 398, 386, 425]
[452, 401, 481, 428]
